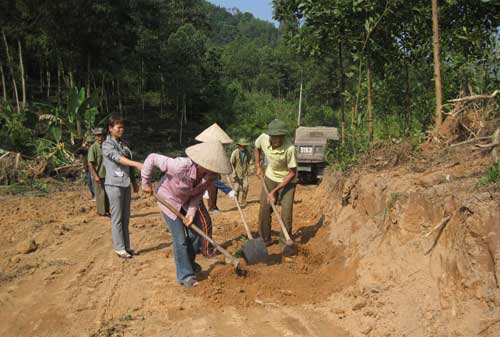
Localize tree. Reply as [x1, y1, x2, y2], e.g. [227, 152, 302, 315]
[164, 23, 207, 143]
[431, 0, 443, 127]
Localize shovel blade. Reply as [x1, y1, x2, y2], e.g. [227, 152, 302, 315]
[282, 244, 298, 257]
[242, 238, 269, 265]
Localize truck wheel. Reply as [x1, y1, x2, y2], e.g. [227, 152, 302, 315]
[299, 172, 315, 185]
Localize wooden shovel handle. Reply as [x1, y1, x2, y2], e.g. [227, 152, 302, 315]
[225, 175, 253, 239]
[154, 193, 239, 265]
[258, 176, 293, 243]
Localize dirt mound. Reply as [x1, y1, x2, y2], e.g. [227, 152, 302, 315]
[189, 179, 363, 308]
[194, 243, 357, 307]
[357, 141, 415, 170]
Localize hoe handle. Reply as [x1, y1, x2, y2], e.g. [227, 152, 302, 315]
[225, 175, 253, 239]
[155, 193, 239, 267]
[259, 176, 293, 244]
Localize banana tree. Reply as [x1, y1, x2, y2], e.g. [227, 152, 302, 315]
[33, 119, 75, 168]
[38, 86, 98, 145]
[65, 87, 98, 144]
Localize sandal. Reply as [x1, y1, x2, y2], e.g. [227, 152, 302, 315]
[126, 249, 139, 256]
[115, 250, 132, 259]
[182, 277, 199, 288]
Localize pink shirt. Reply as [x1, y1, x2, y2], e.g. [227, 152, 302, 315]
[141, 154, 216, 220]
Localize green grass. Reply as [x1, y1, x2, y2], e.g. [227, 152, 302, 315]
[0, 178, 51, 195]
[479, 160, 500, 188]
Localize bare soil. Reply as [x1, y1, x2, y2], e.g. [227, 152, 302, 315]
[1, 142, 500, 337]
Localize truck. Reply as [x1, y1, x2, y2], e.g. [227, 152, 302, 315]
[294, 126, 339, 184]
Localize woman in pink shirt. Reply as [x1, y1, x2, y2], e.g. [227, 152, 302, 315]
[141, 141, 231, 288]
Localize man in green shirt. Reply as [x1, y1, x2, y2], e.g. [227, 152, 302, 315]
[88, 127, 109, 216]
[230, 138, 251, 207]
[254, 119, 297, 247]
[76, 136, 95, 200]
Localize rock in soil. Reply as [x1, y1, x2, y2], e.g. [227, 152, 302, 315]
[352, 299, 368, 311]
[16, 239, 38, 254]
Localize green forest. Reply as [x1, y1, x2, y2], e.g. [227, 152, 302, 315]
[0, 0, 498, 175]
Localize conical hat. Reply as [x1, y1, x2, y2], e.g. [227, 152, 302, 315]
[195, 123, 233, 144]
[185, 141, 232, 174]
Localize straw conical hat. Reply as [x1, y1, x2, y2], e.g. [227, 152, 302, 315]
[186, 141, 232, 174]
[195, 123, 233, 144]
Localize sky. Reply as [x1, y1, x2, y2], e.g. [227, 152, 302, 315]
[207, 0, 276, 24]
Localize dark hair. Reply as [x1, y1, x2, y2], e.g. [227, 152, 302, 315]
[108, 115, 125, 128]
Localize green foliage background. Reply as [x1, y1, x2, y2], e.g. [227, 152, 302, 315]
[0, 0, 498, 169]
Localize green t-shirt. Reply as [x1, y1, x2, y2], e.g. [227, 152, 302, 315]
[255, 133, 297, 183]
[230, 148, 250, 178]
[88, 142, 106, 178]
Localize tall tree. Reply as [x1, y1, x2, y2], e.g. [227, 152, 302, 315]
[431, 0, 443, 127]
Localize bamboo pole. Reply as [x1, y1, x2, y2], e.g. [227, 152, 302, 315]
[183, 94, 187, 124]
[98, 74, 104, 114]
[57, 58, 61, 104]
[179, 108, 183, 145]
[353, 62, 363, 130]
[2, 30, 20, 113]
[117, 78, 123, 117]
[102, 74, 108, 114]
[86, 54, 90, 97]
[39, 54, 44, 95]
[61, 60, 69, 89]
[0, 61, 7, 103]
[18, 39, 26, 111]
[367, 61, 373, 141]
[338, 39, 346, 145]
[46, 59, 51, 98]
[404, 63, 412, 134]
[297, 70, 303, 127]
[160, 72, 165, 118]
[142, 60, 146, 120]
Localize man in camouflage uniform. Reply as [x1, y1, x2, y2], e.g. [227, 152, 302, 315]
[88, 127, 109, 216]
[230, 138, 251, 207]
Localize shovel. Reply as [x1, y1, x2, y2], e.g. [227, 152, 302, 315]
[225, 176, 269, 264]
[154, 194, 242, 274]
[259, 176, 298, 256]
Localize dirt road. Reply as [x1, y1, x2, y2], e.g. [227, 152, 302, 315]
[0, 176, 353, 337]
[2, 142, 500, 337]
